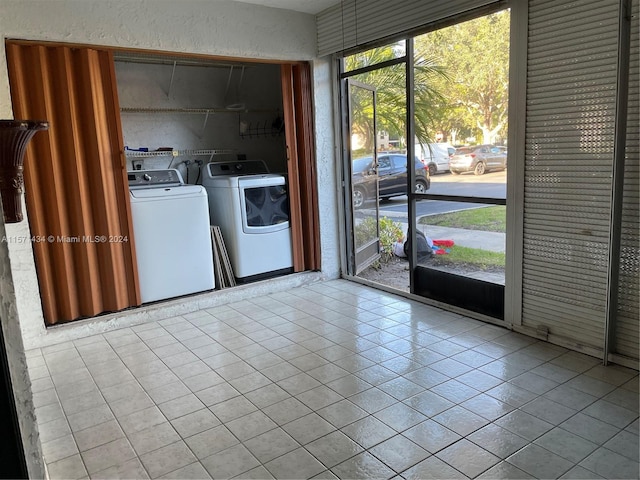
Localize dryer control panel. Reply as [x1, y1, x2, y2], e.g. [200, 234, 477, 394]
[206, 160, 269, 177]
[128, 169, 184, 188]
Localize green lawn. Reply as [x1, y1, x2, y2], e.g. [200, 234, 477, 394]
[431, 244, 505, 269]
[418, 205, 506, 232]
[418, 205, 506, 269]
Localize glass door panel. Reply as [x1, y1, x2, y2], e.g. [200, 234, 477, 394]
[347, 80, 381, 274]
[412, 9, 510, 319]
[344, 46, 410, 290]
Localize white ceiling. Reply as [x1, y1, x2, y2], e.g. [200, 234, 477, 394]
[230, 0, 339, 15]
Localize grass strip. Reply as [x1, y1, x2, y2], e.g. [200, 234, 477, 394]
[419, 205, 506, 233]
[431, 244, 505, 269]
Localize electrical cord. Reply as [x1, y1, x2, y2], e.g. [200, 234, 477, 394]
[195, 160, 203, 184]
[183, 160, 192, 184]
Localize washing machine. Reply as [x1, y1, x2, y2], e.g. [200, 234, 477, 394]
[202, 160, 293, 283]
[128, 169, 215, 303]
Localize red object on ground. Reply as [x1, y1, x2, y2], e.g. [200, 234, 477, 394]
[433, 239, 454, 247]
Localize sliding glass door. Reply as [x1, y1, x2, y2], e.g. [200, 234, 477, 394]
[341, 8, 511, 320]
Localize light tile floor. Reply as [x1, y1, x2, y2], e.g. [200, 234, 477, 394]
[27, 280, 639, 479]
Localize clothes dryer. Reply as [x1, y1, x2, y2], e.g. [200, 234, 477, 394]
[202, 160, 293, 282]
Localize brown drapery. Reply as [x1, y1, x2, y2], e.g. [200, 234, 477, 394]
[6, 42, 140, 325]
[281, 63, 321, 272]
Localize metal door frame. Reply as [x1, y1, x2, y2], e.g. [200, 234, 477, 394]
[343, 79, 381, 275]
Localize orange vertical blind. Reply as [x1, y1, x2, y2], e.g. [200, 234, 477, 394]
[6, 42, 140, 325]
[292, 63, 321, 271]
[281, 63, 321, 272]
[281, 64, 305, 272]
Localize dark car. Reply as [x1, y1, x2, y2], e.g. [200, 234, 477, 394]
[352, 154, 430, 208]
[449, 144, 507, 175]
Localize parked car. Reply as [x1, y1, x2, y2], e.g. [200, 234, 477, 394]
[416, 142, 455, 175]
[449, 144, 507, 175]
[352, 153, 430, 208]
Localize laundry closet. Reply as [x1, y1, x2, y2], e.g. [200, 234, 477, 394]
[115, 53, 294, 294]
[6, 41, 319, 325]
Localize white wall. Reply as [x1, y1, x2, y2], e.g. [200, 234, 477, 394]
[312, 57, 341, 280]
[0, 220, 45, 479]
[0, 0, 317, 114]
[0, 0, 340, 350]
[116, 60, 288, 176]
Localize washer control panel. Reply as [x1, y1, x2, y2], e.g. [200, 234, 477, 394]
[128, 169, 184, 188]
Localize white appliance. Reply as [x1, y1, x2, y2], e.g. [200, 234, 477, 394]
[128, 169, 215, 303]
[202, 160, 293, 282]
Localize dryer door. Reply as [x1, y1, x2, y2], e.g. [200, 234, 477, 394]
[238, 176, 290, 234]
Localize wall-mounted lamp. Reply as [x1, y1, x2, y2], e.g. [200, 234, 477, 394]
[0, 120, 49, 223]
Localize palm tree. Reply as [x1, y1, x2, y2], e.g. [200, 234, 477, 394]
[345, 44, 446, 152]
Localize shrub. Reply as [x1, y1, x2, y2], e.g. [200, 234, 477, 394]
[355, 216, 404, 262]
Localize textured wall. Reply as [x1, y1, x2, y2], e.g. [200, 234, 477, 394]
[0, 0, 316, 116]
[0, 220, 45, 479]
[312, 58, 341, 279]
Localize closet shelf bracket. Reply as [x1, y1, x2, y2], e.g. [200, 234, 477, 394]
[167, 61, 177, 98]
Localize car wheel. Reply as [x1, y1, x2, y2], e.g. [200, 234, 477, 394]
[353, 187, 366, 209]
[428, 164, 437, 176]
[474, 162, 486, 175]
[414, 180, 428, 194]
[450, 170, 460, 175]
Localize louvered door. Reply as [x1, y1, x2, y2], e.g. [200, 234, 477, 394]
[6, 42, 140, 325]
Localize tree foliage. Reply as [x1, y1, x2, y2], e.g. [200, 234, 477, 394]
[345, 44, 446, 151]
[343, 10, 510, 150]
[415, 10, 510, 144]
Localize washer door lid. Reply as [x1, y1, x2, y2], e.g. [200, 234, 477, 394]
[130, 185, 205, 199]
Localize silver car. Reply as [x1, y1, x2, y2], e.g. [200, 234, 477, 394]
[449, 144, 507, 175]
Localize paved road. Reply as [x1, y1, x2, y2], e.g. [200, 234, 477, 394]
[379, 170, 506, 217]
[429, 170, 506, 196]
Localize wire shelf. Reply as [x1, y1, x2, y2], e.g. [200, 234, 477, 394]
[125, 149, 235, 160]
